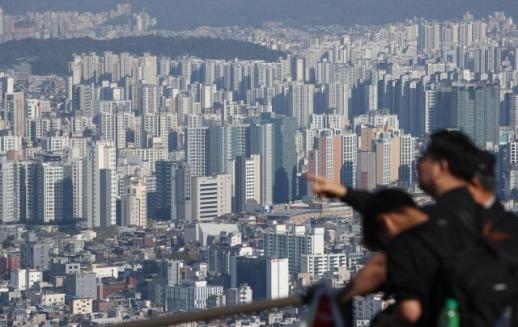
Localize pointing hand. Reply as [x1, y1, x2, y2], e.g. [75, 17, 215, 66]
[306, 174, 347, 199]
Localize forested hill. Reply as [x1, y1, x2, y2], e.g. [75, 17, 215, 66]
[0, 36, 285, 75]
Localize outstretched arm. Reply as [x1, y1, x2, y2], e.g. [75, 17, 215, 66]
[306, 174, 347, 199]
[306, 174, 373, 215]
[338, 253, 387, 303]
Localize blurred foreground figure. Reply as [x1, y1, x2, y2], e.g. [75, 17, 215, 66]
[307, 130, 518, 326]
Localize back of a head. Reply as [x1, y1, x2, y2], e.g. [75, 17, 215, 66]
[424, 130, 480, 182]
[363, 189, 417, 251]
[474, 150, 496, 192]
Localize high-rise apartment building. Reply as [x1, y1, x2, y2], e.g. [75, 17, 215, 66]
[267, 258, 289, 300]
[37, 163, 64, 224]
[140, 84, 159, 115]
[374, 130, 401, 186]
[308, 129, 344, 186]
[73, 84, 94, 118]
[141, 53, 157, 85]
[121, 176, 147, 227]
[264, 225, 324, 275]
[272, 116, 298, 203]
[288, 83, 314, 128]
[451, 82, 500, 148]
[248, 123, 273, 206]
[0, 161, 21, 223]
[84, 142, 117, 228]
[191, 174, 232, 221]
[234, 154, 261, 212]
[5, 93, 25, 137]
[186, 127, 207, 177]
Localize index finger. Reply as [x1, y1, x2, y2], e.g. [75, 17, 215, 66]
[306, 174, 326, 183]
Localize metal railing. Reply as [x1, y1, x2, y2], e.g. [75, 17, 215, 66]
[114, 295, 305, 327]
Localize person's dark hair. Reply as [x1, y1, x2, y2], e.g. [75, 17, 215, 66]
[422, 130, 480, 181]
[474, 150, 496, 192]
[362, 189, 417, 251]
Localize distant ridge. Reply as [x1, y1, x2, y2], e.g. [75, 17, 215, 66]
[0, 36, 285, 75]
[0, 0, 516, 29]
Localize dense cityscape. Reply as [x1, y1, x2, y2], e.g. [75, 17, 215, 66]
[0, 2, 516, 326]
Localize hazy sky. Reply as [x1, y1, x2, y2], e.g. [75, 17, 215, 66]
[0, 0, 517, 29]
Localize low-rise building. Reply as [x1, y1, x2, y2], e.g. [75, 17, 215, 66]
[72, 298, 93, 315]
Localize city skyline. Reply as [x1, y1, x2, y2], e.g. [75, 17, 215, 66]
[0, 0, 517, 30]
[0, 2, 515, 326]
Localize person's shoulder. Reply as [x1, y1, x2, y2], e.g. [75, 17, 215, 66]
[486, 201, 507, 219]
[494, 210, 518, 231]
[391, 220, 452, 255]
[388, 221, 437, 248]
[406, 220, 441, 237]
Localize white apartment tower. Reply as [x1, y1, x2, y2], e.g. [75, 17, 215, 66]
[300, 253, 347, 278]
[267, 259, 289, 300]
[64, 160, 84, 221]
[342, 131, 358, 187]
[37, 163, 64, 223]
[264, 225, 325, 275]
[140, 53, 157, 85]
[84, 142, 117, 228]
[0, 161, 21, 223]
[121, 176, 147, 227]
[289, 83, 314, 128]
[140, 84, 159, 115]
[235, 154, 261, 212]
[191, 174, 232, 221]
[244, 155, 261, 205]
[186, 127, 207, 177]
[248, 124, 273, 206]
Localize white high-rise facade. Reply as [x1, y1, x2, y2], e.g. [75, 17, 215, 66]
[300, 253, 347, 278]
[162, 260, 184, 287]
[115, 111, 134, 149]
[98, 112, 114, 142]
[186, 127, 207, 177]
[70, 160, 84, 221]
[140, 85, 159, 115]
[141, 53, 157, 85]
[267, 258, 289, 300]
[249, 124, 273, 206]
[264, 225, 325, 275]
[0, 161, 21, 223]
[121, 176, 147, 227]
[342, 132, 358, 187]
[191, 174, 232, 221]
[235, 154, 262, 212]
[73, 84, 93, 118]
[201, 84, 214, 109]
[289, 83, 314, 128]
[325, 83, 351, 118]
[0, 8, 4, 36]
[244, 155, 261, 205]
[84, 142, 117, 228]
[165, 280, 223, 312]
[37, 163, 64, 223]
[120, 53, 136, 79]
[10, 269, 42, 291]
